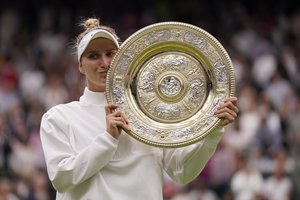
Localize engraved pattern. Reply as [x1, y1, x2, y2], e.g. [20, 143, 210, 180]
[160, 76, 182, 97]
[188, 79, 205, 102]
[162, 55, 186, 67]
[113, 85, 124, 105]
[154, 103, 181, 120]
[214, 61, 228, 83]
[184, 32, 207, 49]
[139, 71, 155, 91]
[136, 53, 207, 122]
[207, 96, 223, 117]
[133, 123, 156, 138]
[106, 22, 235, 147]
[148, 30, 171, 43]
[170, 128, 194, 141]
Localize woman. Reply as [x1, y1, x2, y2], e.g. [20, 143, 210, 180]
[40, 18, 239, 200]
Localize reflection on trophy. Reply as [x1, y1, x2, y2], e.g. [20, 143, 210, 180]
[106, 22, 235, 148]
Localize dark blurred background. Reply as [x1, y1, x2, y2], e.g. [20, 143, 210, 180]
[1, 0, 300, 199]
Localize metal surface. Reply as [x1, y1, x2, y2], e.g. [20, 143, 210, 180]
[106, 22, 235, 148]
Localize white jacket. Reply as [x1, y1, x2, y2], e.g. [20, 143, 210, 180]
[40, 88, 223, 200]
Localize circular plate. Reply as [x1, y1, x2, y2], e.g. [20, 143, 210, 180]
[106, 22, 235, 148]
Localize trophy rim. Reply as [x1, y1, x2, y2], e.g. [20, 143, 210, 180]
[106, 21, 236, 148]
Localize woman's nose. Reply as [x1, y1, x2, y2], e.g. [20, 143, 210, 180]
[99, 56, 110, 69]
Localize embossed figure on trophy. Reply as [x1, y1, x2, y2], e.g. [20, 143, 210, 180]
[162, 55, 185, 68]
[154, 104, 181, 119]
[160, 76, 182, 97]
[106, 22, 236, 147]
[139, 71, 155, 91]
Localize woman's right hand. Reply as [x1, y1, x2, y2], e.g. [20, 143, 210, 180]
[105, 104, 130, 139]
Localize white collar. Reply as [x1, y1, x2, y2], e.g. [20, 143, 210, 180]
[79, 87, 106, 105]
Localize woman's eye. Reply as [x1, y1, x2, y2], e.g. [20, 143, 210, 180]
[106, 50, 117, 57]
[87, 53, 99, 59]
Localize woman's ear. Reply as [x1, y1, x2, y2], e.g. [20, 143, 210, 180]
[79, 63, 85, 74]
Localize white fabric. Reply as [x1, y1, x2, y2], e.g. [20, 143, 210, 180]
[262, 176, 292, 200]
[77, 29, 119, 61]
[40, 87, 223, 200]
[231, 169, 263, 200]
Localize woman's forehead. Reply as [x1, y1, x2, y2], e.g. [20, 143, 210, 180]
[86, 38, 118, 50]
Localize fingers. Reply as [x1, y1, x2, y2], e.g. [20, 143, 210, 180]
[215, 106, 237, 118]
[111, 111, 129, 125]
[220, 97, 239, 113]
[115, 112, 130, 133]
[105, 103, 119, 115]
[105, 104, 131, 138]
[105, 104, 129, 124]
[121, 122, 131, 133]
[216, 111, 235, 126]
[214, 97, 239, 126]
[109, 118, 129, 129]
[109, 114, 129, 127]
[221, 119, 230, 126]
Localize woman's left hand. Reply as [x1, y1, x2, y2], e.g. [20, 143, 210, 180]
[214, 97, 239, 126]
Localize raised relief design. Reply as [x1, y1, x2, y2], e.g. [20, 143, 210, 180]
[106, 22, 235, 147]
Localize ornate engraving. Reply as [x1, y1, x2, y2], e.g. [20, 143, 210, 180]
[184, 32, 207, 49]
[139, 71, 156, 91]
[148, 30, 171, 43]
[159, 76, 182, 97]
[154, 103, 181, 119]
[134, 53, 207, 123]
[188, 79, 205, 102]
[113, 85, 124, 105]
[170, 128, 194, 141]
[106, 22, 235, 148]
[214, 62, 228, 83]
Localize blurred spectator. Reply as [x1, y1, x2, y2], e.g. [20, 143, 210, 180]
[255, 115, 282, 158]
[171, 180, 219, 200]
[0, 114, 12, 174]
[231, 52, 250, 86]
[231, 152, 264, 200]
[265, 69, 293, 112]
[287, 95, 300, 200]
[0, 8, 20, 54]
[0, 177, 19, 200]
[189, 184, 219, 200]
[19, 66, 45, 102]
[252, 53, 277, 89]
[223, 119, 250, 153]
[281, 46, 300, 90]
[9, 120, 39, 176]
[261, 150, 292, 200]
[0, 57, 20, 113]
[238, 87, 262, 151]
[208, 139, 236, 198]
[27, 169, 51, 200]
[39, 74, 68, 110]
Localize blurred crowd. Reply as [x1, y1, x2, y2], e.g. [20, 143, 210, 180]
[0, 0, 300, 200]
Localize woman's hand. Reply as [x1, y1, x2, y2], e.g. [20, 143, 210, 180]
[214, 97, 239, 126]
[105, 104, 131, 139]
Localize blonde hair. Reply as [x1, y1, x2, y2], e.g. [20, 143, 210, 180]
[75, 18, 120, 48]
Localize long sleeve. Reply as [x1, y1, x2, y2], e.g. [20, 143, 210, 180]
[163, 127, 223, 185]
[40, 108, 118, 193]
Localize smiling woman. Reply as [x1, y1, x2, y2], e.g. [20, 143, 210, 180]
[79, 38, 118, 92]
[39, 17, 239, 200]
[76, 19, 120, 92]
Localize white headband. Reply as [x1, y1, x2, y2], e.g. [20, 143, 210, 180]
[77, 29, 119, 61]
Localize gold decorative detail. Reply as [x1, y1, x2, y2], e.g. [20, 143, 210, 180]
[106, 22, 235, 148]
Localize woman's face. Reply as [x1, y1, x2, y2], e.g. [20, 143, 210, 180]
[79, 38, 118, 92]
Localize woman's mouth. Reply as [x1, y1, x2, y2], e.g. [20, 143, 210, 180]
[99, 71, 107, 77]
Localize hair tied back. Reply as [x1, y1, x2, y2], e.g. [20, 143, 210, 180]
[84, 18, 100, 30]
